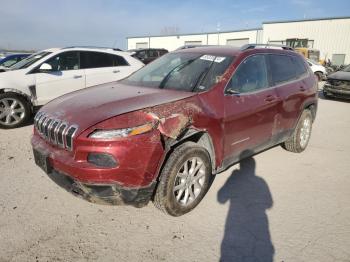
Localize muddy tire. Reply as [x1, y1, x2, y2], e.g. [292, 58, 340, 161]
[282, 110, 313, 153]
[154, 141, 213, 216]
[0, 93, 31, 129]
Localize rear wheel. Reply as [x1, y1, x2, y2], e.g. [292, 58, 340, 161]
[154, 142, 213, 216]
[282, 110, 313, 153]
[0, 93, 31, 129]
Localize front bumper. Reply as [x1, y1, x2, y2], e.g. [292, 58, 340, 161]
[323, 84, 350, 99]
[31, 129, 165, 206]
[47, 169, 156, 207]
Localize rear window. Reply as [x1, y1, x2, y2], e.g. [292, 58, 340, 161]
[268, 54, 296, 85]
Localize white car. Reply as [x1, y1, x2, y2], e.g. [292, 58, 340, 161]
[0, 47, 144, 128]
[306, 59, 327, 81]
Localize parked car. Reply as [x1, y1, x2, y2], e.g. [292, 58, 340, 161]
[31, 45, 318, 216]
[323, 65, 350, 99]
[128, 48, 168, 64]
[0, 53, 31, 72]
[306, 59, 326, 81]
[0, 47, 144, 128]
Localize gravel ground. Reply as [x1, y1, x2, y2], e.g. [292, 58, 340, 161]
[0, 89, 350, 262]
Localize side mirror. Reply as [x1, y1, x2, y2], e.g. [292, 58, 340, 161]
[226, 88, 240, 95]
[39, 63, 52, 72]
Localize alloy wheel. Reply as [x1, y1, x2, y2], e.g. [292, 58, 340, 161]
[0, 98, 26, 126]
[173, 157, 206, 206]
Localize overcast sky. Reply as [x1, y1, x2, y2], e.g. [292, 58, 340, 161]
[1, 0, 349, 51]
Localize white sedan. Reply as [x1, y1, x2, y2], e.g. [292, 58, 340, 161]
[0, 47, 144, 128]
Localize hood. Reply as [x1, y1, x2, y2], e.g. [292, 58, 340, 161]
[39, 82, 196, 132]
[327, 71, 350, 81]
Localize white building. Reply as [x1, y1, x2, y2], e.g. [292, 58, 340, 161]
[127, 16, 350, 65]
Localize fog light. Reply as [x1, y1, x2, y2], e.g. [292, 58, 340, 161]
[87, 153, 118, 168]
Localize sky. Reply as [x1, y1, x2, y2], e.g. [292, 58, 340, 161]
[1, 0, 349, 51]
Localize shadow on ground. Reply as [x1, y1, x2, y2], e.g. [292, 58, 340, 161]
[218, 154, 274, 262]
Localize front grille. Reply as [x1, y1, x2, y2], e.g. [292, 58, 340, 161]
[34, 112, 78, 151]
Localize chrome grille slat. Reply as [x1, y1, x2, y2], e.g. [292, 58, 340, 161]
[34, 113, 78, 151]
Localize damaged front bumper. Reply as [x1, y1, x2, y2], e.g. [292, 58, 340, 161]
[323, 83, 350, 99]
[46, 169, 156, 207]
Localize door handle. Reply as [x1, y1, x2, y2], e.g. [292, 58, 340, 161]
[73, 75, 82, 79]
[113, 70, 120, 74]
[299, 86, 306, 92]
[265, 95, 276, 102]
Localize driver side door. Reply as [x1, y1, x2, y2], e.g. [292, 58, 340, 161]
[223, 54, 279, 163]
[34, 51, 85, 105]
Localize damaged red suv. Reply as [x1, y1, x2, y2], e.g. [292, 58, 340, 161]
[31, 45, 318, 216]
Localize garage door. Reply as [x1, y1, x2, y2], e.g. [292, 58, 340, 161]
[226, 38, 249, 47]
[136, 42, 149, 49]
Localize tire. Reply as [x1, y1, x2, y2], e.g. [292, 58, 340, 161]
[0, 93, 31, 129]
[282, 110, 313, 153]
[154, 141, 213, 216]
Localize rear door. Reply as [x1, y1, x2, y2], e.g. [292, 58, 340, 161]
[35, 51, 85, 104]
[81, 51, 131, 87]
[223, 54, 279, 161]
[266, 54, 307, 142]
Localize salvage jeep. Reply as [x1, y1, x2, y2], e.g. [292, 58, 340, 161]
[31, 45, 318, 216]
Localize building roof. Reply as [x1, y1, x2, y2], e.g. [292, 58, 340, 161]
[263, 16, 350, 24]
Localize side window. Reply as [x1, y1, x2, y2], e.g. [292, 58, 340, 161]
[268, 54, 296, 85]
[112, 55, 129, 66]
[81, 52, 127, 68]
[292, 56, 308, 77]
[44, 51, 80, 71]
[227, 55, 268, 93]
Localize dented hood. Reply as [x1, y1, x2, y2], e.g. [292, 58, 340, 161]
[39, 82, 196, 132]
[328, 71, 350, 81]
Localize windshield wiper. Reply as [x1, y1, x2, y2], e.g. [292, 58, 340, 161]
[159, 58, 197, 89]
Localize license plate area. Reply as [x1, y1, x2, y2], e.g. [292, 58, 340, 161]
[33, 148, 52, 174]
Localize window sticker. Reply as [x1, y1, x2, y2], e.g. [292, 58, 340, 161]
[214, 57, 226, 63]
[200, 55, 215, 62]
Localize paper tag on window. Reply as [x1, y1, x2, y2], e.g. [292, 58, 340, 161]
[200, 55, 215, 62]
[214, 57, 226, 63]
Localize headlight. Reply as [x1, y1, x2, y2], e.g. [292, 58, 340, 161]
[89, 122, 156, 139]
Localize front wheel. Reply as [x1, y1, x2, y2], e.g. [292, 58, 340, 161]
[282, 110, 313, 153]
[154, 142, 213, 216]
[0, 93, 31, 129]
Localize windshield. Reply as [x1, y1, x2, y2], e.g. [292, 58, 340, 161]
[10, 51, 52, 70]
[122, 52, 233, 92]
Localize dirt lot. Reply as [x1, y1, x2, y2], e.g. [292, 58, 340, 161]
[0, 91, 349, 262]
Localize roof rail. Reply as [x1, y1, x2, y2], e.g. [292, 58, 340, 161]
[241, 43, 294, 51]
[62, 46, 123, 51]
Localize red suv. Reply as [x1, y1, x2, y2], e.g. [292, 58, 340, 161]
[31, 45, 318, 216]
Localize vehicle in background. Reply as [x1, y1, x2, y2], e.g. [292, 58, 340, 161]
[286, 38, 320, 62]
[306, 59, 327, 81]
[0, 47, 144, 128]
[323, 65, 350, 99]
[31, 44, 318, 216]
[0, 54, 31, 72]
[128, 48, 168, 64]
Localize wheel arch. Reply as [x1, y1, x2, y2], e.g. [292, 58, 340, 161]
[162, 128, 217, 175]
